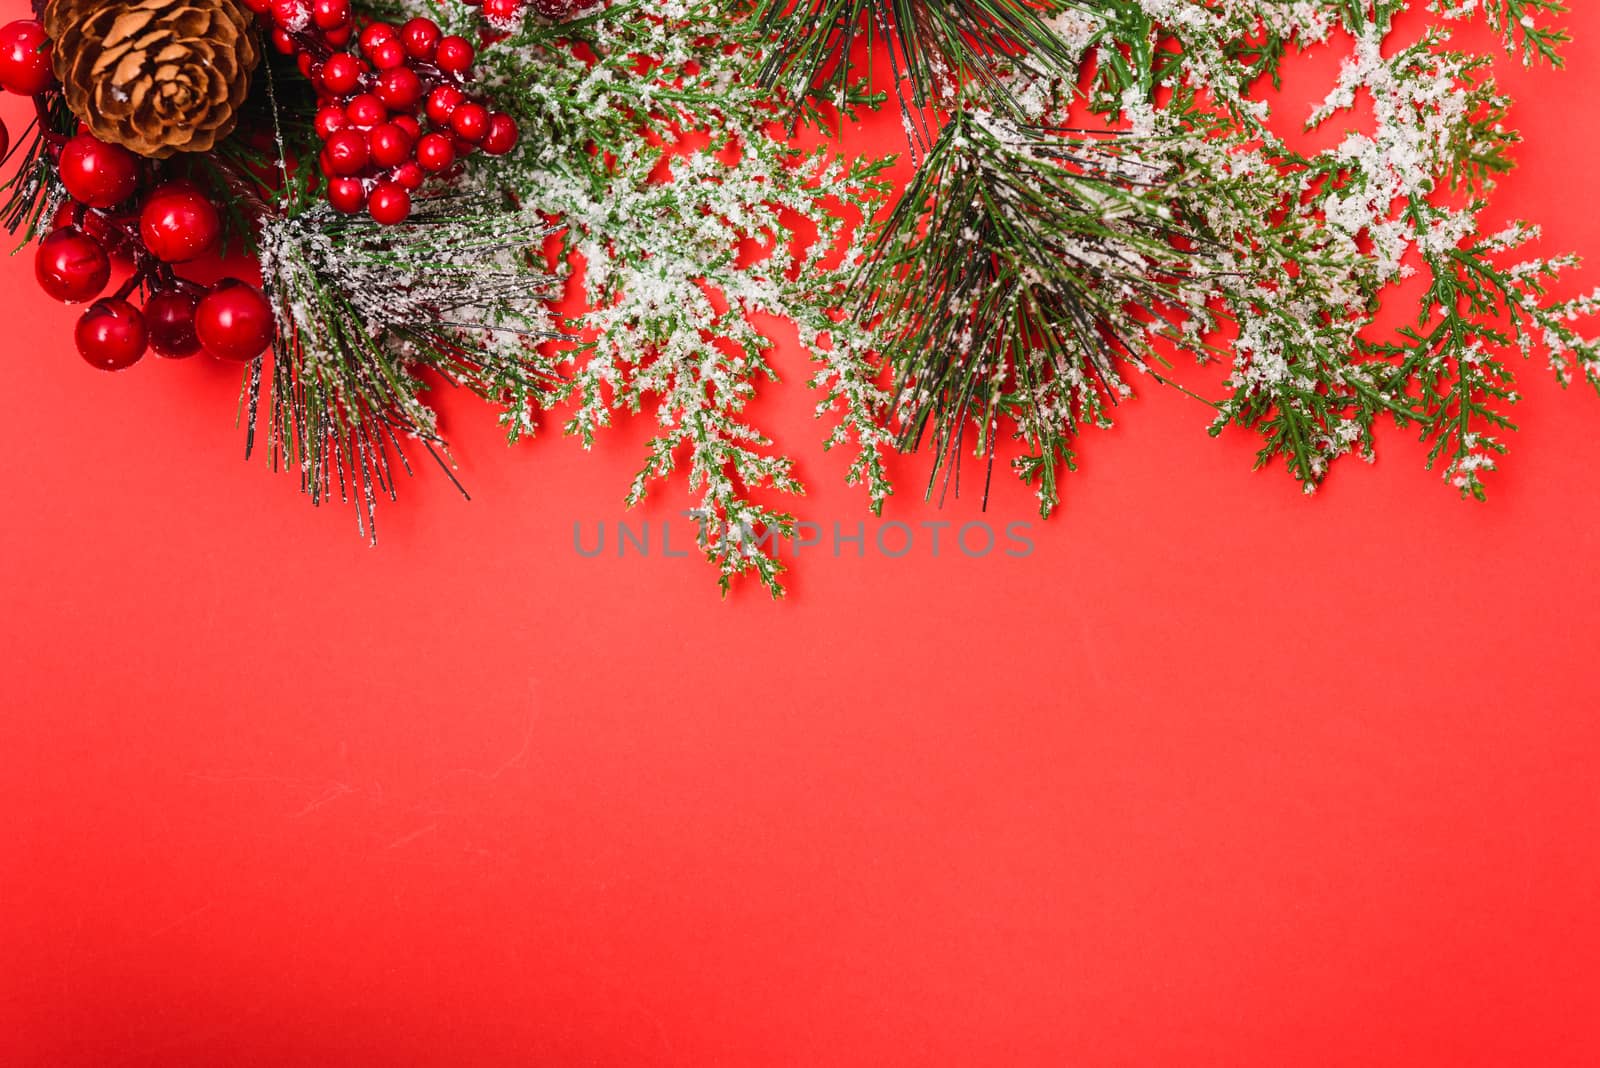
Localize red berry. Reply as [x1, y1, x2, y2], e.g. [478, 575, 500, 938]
[310, 0, 350, 30]
[35, 227, 110, 304]
[367, 182, 411, 225]
[195, 280, 276, 362]
[0, 20, 54, 96]
[449, 103, 488, 143]
[415, 131, 455, 172]
[242, 0, 273, 15]
[297, 53, 316, 79]
[368, 38, 405, 70]
[435, 35, 474, 74]
[345, 92, 386, 127]
[359, 22, 398, 54]
[76, 300, 147, 371]
[326, 24, 351, 46]
[482, 0, 522, 24]
[529, 0, 584, 17]
[138, 183, 222, 263]
[375, 66, 422, 111]
[322, 128, 370, 175]
[58, 135, 141, 208]
[270, 26, 295, 54]
[391, 162, 423, 190]
[270, 0, 306, 27]
[400, 17, 440, 60]
[368, 122, 412, 167]
[452, 135, 478, 159]
[144, 288, 203, 358]
[424, 85, 463, 126]
[321, 52, 362, 94]
[481, 113, 519, 155]
[314, 103, 348, 139]
[327, 176, 367, 213]
[392, 114, 421, 140]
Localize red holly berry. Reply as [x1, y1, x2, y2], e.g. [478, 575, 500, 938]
[0, 20, 53, 96]
[271, 26, 296, 55]
[391, 162, 424, 191]
[321, 52, 362, 94]
[310, 0, 350, 30]
[425, 85, 463, 126]
[450, 102, 489, 143]
[315, 103, 349, 139]
[58, 135, 141, 208]
[481, 113, 519, 156]
[323, 129, 370, 175]
[482, 0, 523, 24]
[368, 122, 412, 167]
[400, 17, 440, 60]
[368, 38, 405, 70]
[242, 0, 273, 14]
[435, 35, 474, 74]
[367, 182, 411, 225]
[529, 0, 586, 18]
[345, 92, 386, 127]
[415, 131, 455, 172]
[138, 183, 222, 263]
[375, 66, 422, 110]
[76, 300, 148, 370]
[270, 0, 306, 27]
[359, 22, 398, 56]
[195, 280, 276, 361]
[144, 288, 203, 358]
[327, 176, 367, 214]
[392, 114, 421, 140]
[35, 227, 110, 304]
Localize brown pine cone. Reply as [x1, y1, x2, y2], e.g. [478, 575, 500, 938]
[47, 0, 261, 158]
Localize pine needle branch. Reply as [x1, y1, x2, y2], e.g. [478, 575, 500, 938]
[0, 92, 74, 247]
[748, 0, 1086, 140]
[254, 197, 564, 539]
[859, 110, 1211, 515]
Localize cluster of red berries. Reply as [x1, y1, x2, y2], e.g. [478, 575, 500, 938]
[37, 136, 276, 370]
[2, 18, 275, 371]
[251, 0, 520, 225]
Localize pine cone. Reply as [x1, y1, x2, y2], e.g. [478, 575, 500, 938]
[46, 0, 261, 158]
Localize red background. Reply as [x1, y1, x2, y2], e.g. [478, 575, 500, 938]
[4, 7, 1600, 1065]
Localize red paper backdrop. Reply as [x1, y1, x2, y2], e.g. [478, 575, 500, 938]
[4, 6, 1600, 1065]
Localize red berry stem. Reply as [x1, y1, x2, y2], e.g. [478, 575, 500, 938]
[32, 93, 68, 149]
